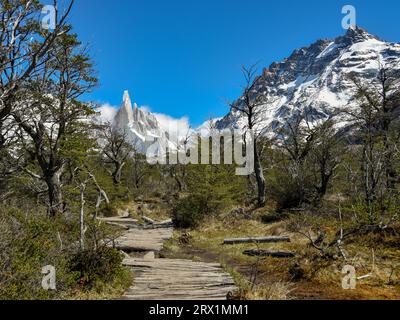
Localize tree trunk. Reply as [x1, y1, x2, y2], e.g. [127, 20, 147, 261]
[316, 168, 333, 200]
[174, 175, 183, 192]
[113, 161, 125, 185]
[254, 142, 266, 207]
[80, 183, 86, 251]
[44, 169, 63, 217]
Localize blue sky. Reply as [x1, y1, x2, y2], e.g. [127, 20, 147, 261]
[67, 0, 400, 127]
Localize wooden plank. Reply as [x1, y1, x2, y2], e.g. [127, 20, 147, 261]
[223, 236, 290, 245]
[115, 227, 173, 253]
[119, 225, 237, 300]
[98, 217, 138, 224]
[123, 257, 237, 300]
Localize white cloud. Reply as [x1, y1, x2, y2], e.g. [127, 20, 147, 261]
[139, 105, 191, 141]
[97, 103, 117, 123]
[153, 112, 191, 142]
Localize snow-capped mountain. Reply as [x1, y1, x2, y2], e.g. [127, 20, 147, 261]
[111, 27, 400, 155]
[216, 26, 400, 134]
[112, 91, 176, 156]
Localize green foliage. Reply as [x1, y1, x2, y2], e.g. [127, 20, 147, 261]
[0, 208, 75, 300]
[68, 247, 125, 289]
[172, 194, 209, 228]
[0, 206, 129, 300]
[267, 158, 314, 210]
[172, 164, 247, 228]
[98, 203, 119, 218]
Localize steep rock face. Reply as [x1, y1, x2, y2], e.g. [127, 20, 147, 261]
[112, 91, 175, 157]
[216, 27, 400, 134]
[113, 91, 134, 130]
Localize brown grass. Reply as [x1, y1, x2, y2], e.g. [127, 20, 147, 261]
[164, 212, 400, 300]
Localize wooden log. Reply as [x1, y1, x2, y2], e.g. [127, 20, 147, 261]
[159, 218, 173, 225]
[223, 236, 290, 245]
[106, 222, 130, 230]
[243, 250, 296, 258]
[137, 224, 174, 230]
[142, 216, 156, 224]
[98, 217, 138, 224]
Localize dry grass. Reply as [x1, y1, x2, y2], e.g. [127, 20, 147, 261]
[165, 212, 400, 300]
[238, 282, 295, 300]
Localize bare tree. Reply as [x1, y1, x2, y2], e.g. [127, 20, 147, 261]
[276, 112, 318, 206]
[276, 111, 342, 206]
[100, 125, 133, 185]
[0, 1, 75, 198]
[310, 119, 343, 201]
[130, 148, 147, 189]
[346, 61, 400, 225]
[348, 63, 400, 204]
[166, 126, 193, 193]
[230, 65, 270, 207]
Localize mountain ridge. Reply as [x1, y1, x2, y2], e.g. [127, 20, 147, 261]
[216, 26, 400, 135]
[110, 27, 400, 154]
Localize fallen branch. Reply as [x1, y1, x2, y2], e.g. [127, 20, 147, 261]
[357, 274, 372, 281]
[243, 250, 296, 258]
[224, 236, 290, 245]
[143, 216, 156, 225]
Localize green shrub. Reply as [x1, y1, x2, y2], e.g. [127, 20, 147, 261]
[269, 169, 314, 211]
[0, 208, 75, 300]
[68, 247, 124, 289]
[0, 206, 130, 300]
[98, 203, 119, 217]
[172, 194, 209, 229]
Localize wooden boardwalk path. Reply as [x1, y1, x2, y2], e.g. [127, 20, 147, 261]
[114, 227, 174, 252]
[108, 218, 237, 300]
[122, 258, 237, 300]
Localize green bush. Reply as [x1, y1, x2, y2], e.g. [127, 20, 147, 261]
[98, 203, 119, 217]
[0, 208, 75, 300]
[0, 206, 130, 300]
[269, 169, 314, 211]
[172, 194, 209, 229]
[68, 247, 125, 289]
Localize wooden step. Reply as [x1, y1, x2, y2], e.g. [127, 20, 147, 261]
[122, 258, 237, 300]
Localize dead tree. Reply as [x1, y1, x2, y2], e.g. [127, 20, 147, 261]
[348, 62, 400, 221]
[310, 118, 343, 201]
[230, 65, 270, 207]
[276, 112, 318, 206]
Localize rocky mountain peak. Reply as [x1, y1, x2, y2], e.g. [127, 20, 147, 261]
[216, 27, 400, 135]
[335, 26, 378, 46]
[113, 90, 134, 129]
[112, 90, 176, 156]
